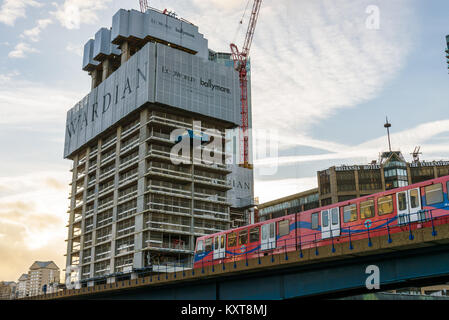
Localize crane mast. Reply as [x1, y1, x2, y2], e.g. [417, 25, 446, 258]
[230, 0, 262, 167]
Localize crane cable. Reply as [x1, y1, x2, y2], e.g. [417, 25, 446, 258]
[232, 0, 251, 45]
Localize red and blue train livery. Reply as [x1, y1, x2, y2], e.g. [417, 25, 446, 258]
[194, 175, 449, 268]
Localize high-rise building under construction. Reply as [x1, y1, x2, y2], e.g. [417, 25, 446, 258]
[64, 7, 254, 286]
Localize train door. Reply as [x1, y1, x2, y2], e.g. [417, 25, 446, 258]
[321, 207, 340, 239]
[213, 234, 226, 259]
[397, 188, 422, 224]
[261, 222, 276, 250]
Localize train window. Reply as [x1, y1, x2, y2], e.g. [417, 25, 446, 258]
[311, 213, 319, 230]
[279, 220, 289, 237]
[270, 223, 275, 238]
[250, 227, 260, 242]
[331, 208, 339, 225]
[262, 225, 268, 240]
[221, 235, 225, 248]
[398, 192, 407, 211]
[228, 232, 237, 247]
[426, 184, 444, 205]
[360, 200, 375, 219]
[214, 237, 218, 250]
[378, 195, 393, 215]
[196, 240, 204, 253]
[410, 189, 419, 208]
[343, 204, 357, 223]
[239, 230, 248, 245]
[322, 211, 329, 228]
[205, 238, 212, 252]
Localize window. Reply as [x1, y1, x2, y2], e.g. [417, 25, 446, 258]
[311, 213, 319, 229]
[343, 204, 357, 223]
[360, 200, 375, 219]
[239, 230, 248, 245]
[196, 240, 204, 253]
[205, 238, 212, 252]
[331, 207, 339, 225]
[228, 232, 237, 247]
[426, 184, 443, 205]
[279, 220, 289, 237]
[322, 210, 329, 228]
[378, 195, 393, 215]
[214, 237, 219, 250]
[409, 189, 419, 208]
[221, 235, 225, 248]
[398, 192, 407, 211]
[269, 223, 275, 238]
[249, 227, 260, 242]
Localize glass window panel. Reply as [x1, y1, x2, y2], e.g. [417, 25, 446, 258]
[221, 235, 225, 248]
[214, 237, 219, 250]
[322, 211, 329, 227]
[409, 189, 419, 208]
[196, 240, 203, 253]
[343, 204, 357, 223]
[398, 192, 407, 211]
[426, 184, 444, 205]
[311, 213, 319, 230]
[360, 200, 375, 219]
[205, 238, 212, 252]
[269, 223, 275, 238]
[239, 230, 248, 245]
[331, 208, 339, 225]
[279, 220, 289, 237]
[262, 226, 268, 240]
[378, 195, 393, 215]
[228, 232, 237, 247]
[250, 227, 260, 242]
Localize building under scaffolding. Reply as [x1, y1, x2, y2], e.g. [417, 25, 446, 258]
[64, 7, 254, 287]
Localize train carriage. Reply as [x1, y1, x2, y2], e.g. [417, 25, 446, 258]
[193, 175, 449, 269]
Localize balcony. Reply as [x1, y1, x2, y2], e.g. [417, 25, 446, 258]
[120, 137, 139, 153]
[147, 114, 192, 131]
[119, 154, 139, 170]
[193, 174, 230, 189]
[96, 234, 111, 244]
[121, 121, 140, 138]
[147, 184, 191, 198]
[101, 136, 117, 151]
[97, 199, 114, 211]
[100, 152, 116, 166]
[146, 166, 191, 181]
[194, 192, 227, 203]
[146, 201, 191, 215]
[116, 225, 134, 238]
[144, 239, 191, 252]
[118, 171, 138, 187]
[118, 189, 138, 204]
[145, 220, 191, 234]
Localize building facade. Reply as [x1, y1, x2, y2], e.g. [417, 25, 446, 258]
[0, 281, 16, 300]
[27, 261, 60, 297]
[64, 8, 253, 286]
[16, 274, 28, 298]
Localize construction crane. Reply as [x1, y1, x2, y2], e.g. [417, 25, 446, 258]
[139, 0, 150, 13]
[230, 0, 262, 168]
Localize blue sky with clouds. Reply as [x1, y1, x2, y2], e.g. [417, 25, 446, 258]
[0, 0, 449, 280]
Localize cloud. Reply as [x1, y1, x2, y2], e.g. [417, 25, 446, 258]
[0, 77, 82, 125]
[8, 42, 39, 58]
[0, 0, 42, 26]
[0, 171, 69, 281]
[66, 42, 83, 57]
[249, 0, 414, 140]
[50, 0, 112, 29]
[255, 176, 317, 203]
[21, 18, 53, 42]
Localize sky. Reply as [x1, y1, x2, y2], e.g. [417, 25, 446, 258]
[0, 0, 449, 282]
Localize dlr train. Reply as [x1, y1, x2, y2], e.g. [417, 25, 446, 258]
[193, 175, 449, 268]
